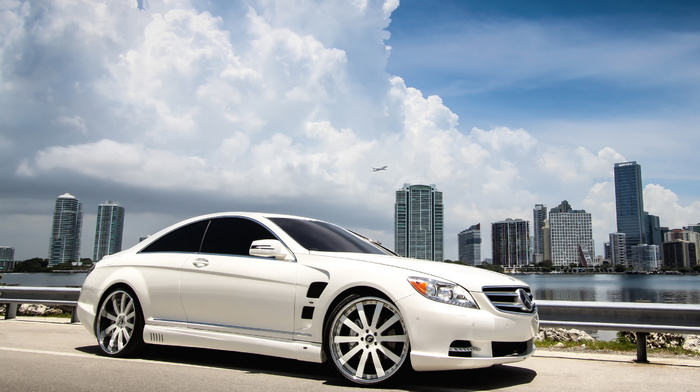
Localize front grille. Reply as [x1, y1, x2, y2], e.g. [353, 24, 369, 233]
[482, 286, 536, 314]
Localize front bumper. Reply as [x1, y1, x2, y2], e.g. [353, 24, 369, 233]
[396, 293, 539, 372]
[76, 284, 99, 337]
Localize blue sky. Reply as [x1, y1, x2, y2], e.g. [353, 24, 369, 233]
[0, 0, 698, 261]
[388, 0, 700, 199]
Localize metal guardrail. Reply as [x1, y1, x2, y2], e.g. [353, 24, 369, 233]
[2, 288, 699, 363]
[0, 286, 81, 323]
[537, 300, 700, 363]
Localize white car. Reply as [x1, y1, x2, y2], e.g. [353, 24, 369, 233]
[78, 212, 538, 385]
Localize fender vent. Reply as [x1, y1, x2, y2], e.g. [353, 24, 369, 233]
[301, 306, 315, 319]
[306, 282, 328, 299]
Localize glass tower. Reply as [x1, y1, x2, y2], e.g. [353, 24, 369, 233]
[532, 204, 547, 263]
[458, 224, 481, 266]
[93, 201, 125, 262]
[614, 161, 645, 260]
[491, 219, 530, 268]
[48, 193, 83, 266]
[394, 184, 444, 261]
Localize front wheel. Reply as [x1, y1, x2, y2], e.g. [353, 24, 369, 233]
[95, 287, 145, 357]
[326, 295, 410, 385]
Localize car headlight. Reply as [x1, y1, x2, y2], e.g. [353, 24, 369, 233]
[408, 277, 479, 309]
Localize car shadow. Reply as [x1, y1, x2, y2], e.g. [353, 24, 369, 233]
[74, 344, 537, 390]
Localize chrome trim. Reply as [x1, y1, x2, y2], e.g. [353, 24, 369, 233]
[152, 319, 314, 337]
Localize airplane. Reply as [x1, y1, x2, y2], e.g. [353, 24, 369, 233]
[371, 166, 388, 172]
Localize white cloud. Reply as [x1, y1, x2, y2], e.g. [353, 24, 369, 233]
[54, 115, 88, 135]
[644, 184, 700, 229]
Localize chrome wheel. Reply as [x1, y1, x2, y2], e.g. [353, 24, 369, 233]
[96, 288, 144, 356]
[327, 296, 409, 384]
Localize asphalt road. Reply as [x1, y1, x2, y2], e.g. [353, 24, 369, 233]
[1, 317, 699, 392]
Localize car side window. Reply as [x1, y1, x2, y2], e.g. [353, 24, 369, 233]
[140, 220, 210, 253]
[200, 217, 276, 256]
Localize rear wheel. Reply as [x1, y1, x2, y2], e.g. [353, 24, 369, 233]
[95, 287, 144, 357]
[326, 295, 410, 385]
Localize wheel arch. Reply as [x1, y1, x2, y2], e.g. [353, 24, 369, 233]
[321, 285, 392, 338]
[94, 282, 141, 331]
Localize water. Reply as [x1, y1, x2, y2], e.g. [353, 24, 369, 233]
[2, 272, 698, 304]
[0, 272, 87, 287]
[515, 274, 700, 304]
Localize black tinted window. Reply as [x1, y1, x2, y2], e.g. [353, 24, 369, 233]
[141, 220, 209, 253]
[200, 218, 276, 256]
[270, 218, 385, 254]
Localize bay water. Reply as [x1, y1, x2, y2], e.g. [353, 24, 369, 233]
[2, 271, 698, 304]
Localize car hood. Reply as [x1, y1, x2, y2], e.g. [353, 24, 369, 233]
[308, 252, 527, 292]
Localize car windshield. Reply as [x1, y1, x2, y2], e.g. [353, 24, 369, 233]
[269, 217, 388, 255]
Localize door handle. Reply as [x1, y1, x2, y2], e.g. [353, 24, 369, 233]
[192, 258, 209, 268]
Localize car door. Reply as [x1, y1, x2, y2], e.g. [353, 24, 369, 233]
[135, 219, 210, 327]
[179, 217, 297, 340]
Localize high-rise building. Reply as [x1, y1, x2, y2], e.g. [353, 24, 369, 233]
[631, 244, 659, 272]
[532, 204, 547, 263]
[48, 193, 83, 266]
[663, 234, 697, 270]
[664, 229, 700, 267]
[644, 212, 663, 255]
[685, 223, 700, 234]
[457, 224, 481, 266]
[0, 246, 15, 271]
[542, 219, 551, 262]
[0, 246, 14, 261]
[548, 201, 594, 267]
[609, 232, 627, 266]
[93, 201, 125, 262]
[614, 161, 645, 260]
[394, 184, 444, 261]
[491, 219, 530, 268]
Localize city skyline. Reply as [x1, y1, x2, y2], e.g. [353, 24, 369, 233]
[1, 1, 699, 261]
[2, 178, 699, 266]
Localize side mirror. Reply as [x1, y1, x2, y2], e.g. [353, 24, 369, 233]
[249, 239, 293, 261]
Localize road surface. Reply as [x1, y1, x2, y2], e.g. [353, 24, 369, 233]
[1, 317, 699, 391]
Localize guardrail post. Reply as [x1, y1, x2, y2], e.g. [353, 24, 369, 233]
[4, 303, 18, 320]
[70, 306, 79, 323]
[634, 332, 649, 363]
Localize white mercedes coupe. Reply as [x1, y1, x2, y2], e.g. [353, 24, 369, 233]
[78, 212, 538, 385]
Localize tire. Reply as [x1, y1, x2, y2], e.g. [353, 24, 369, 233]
[95, 287, 145, 357]
[325, 295, 410, 385]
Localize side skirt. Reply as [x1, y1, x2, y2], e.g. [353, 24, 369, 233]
[142, 324, 323, 363]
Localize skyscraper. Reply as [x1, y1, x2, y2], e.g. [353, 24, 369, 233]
[548, 200, 594, 267]
[93, 201, 125, 262]
[609, 232, 627, 266]
[48, 193, 83, 266]
[491, 219, 530, 268]
[0, 246, 15, 271]
[458, 224, 481, 266]
[614, 161, 645, 260]
[532, 204, 547, 263]
[394, 184, 444, 261]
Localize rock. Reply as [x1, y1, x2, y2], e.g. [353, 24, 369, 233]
[682, 335, 700, 353]
[538, 328, 594, 342]
[18, 304, 63, 316]
[619, 332, 685, 349]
